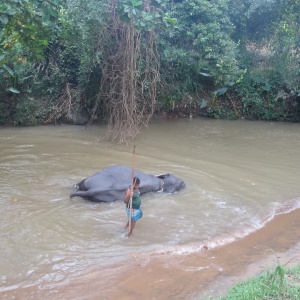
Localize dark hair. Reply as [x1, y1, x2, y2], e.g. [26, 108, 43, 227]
[133, 177, 140, 185]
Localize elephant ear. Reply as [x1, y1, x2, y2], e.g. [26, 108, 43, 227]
[156, 173, 169, 179]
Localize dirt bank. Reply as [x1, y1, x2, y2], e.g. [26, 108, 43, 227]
[102, 208, 300, 299]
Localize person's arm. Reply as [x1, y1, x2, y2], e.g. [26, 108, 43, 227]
[124, 188, 132, 204]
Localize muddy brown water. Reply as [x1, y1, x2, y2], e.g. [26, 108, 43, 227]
[1, 118, 300, 299]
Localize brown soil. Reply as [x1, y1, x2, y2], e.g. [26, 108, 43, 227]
[101, 208, 300, 299]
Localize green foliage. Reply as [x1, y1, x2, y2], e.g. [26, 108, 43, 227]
[158, 0, 243, 110]
[0, 0, 299, 129]
[228, 0, 278, 44]
[0, 0, 63, 70]
[271, 0, 300, 92]
[0, 98, 11, 125]
[230, 71, 299, 121]
[13, 97, 41, 126]
[0, 0, 64, 125]
[206, 0, 300, 122]
[216, 263, 300, 300]
[0, 0, 109, 125]
[49, 0, 111, 115]
[117, 0, 177, 31]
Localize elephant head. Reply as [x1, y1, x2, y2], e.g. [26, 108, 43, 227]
[156, 173, 186, 193]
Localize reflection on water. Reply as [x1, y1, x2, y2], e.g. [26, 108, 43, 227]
[1, 118, 300, 298]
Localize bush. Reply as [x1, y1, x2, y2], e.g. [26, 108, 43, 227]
[13, 98, 41, 126]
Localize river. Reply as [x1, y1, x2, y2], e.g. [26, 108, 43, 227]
[1, 118, 300, 299]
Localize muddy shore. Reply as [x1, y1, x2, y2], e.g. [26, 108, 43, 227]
[3, 208, 300, 300]
[101, 208, 300, 299]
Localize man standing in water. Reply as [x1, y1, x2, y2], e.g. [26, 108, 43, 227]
[124, 177, 143, 237]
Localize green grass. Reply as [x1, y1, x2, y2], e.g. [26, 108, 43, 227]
[211, 263, 300, 300]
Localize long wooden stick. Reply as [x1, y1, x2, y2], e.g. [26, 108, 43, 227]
[128, 145, 136, 236]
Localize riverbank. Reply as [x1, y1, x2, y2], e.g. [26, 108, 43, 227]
[3, 207, 300, 300]
[102, 208, 300, 299]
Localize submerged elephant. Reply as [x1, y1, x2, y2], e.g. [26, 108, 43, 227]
[70, 165, 185, 202]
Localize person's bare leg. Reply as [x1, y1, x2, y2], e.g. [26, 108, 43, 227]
[124, 221, 129, 228]
[128, 221, 136, 237]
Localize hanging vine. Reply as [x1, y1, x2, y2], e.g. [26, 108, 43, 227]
[97, 0, 164, 144]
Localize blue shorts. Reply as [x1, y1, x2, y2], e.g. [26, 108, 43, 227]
[126, 207, 143, 222]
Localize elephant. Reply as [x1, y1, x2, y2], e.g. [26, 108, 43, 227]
[70, 165, 185, 202]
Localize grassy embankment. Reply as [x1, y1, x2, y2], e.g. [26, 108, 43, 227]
[212, 263, 300, 300]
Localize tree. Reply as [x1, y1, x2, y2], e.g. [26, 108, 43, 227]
[0, 0, 63, 83]
[209, 0, 300, 121]
[158, 0, 242, 111]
